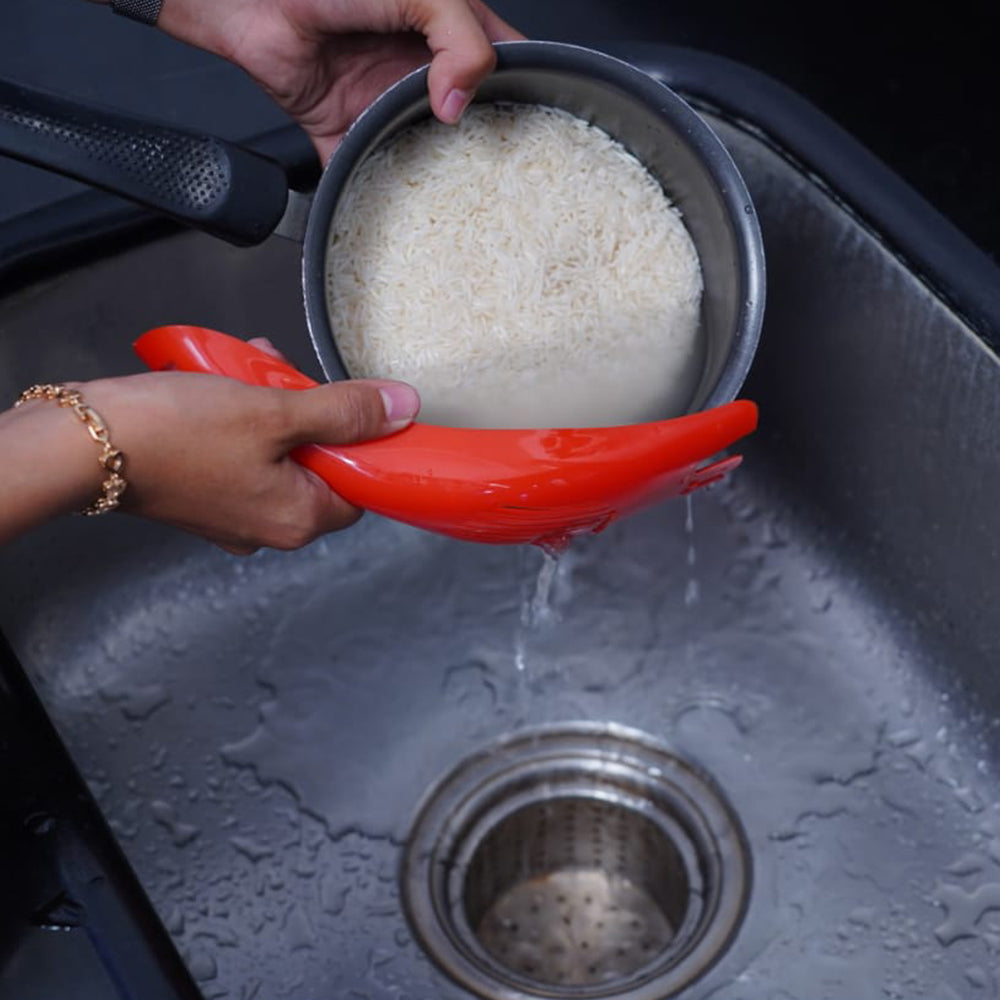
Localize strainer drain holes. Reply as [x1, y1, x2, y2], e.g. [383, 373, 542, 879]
[402, 724, 751, 1000]
[466, 799, 686, 987]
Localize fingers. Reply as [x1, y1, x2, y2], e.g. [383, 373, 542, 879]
[206, 464, 365, 553]
[279, 378, 420, 448]
[216, 540, 261, 556]
[297, 466, 366, 539]
[411, 0, 498, 124]
[257, 378, 420, 548]
[248, 465, 364, 550]
[214, 377, 419, 552]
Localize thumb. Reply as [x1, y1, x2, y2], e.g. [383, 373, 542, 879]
[281, 379, 420, 447]
[413, 0, 498, 124]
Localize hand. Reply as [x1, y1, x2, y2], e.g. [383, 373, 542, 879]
[152, 0, 523, 161]
[1, 360, 420, 552]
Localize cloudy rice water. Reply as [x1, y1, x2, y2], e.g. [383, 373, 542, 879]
[326, 104, 704, 428]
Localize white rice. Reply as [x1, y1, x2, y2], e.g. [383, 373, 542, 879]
[325, 103, 704, 428]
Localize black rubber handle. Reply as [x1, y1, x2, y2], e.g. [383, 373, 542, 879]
[0, 78, 289, 247]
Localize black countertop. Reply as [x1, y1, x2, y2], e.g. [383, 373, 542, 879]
[0, 0, 998, 262]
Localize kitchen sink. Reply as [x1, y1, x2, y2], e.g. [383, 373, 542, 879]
[1, 47, 999, 1000]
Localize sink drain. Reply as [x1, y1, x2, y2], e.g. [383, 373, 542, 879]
[401, 723, 750, 1000]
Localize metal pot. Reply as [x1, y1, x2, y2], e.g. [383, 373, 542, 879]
[307, 41, 765, 412]
[0, 41, 764, 409]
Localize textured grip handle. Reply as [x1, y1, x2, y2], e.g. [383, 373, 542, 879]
[0, 78, 289, 247]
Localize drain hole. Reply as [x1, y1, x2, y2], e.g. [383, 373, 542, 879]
[466, 798, 687, 987]
[402, 725, 750, 1000]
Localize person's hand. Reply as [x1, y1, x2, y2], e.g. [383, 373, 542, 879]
[86, 367, 419, 553]
[147, 0, 522, 161]
[1, 360, 420, 552]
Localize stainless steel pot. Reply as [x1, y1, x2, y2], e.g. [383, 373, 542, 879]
[0, 41, 764, 407]
[306, 42, 765, 411]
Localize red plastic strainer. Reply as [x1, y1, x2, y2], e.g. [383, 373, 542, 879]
[135, 325, 757, 547]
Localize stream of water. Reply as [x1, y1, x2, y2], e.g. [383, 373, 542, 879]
[514, 547, 563, 673]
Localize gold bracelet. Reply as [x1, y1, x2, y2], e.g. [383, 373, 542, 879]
[15, 383, 127, 516]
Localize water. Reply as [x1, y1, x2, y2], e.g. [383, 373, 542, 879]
[151, 799, 202, 848]
[684, 494, 700, 609]
[932, 880, 1000, 945]
[964, 965, 992, 990]
[187, 949, 219, 982]
[283, 903, 316, 951]
[515, 547, 563, 673]
[230, 835, 274, 863]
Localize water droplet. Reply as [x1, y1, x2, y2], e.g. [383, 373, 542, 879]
[283, 903, 315, 951]
[904, 741, 934, 770]
[229, 835, 274, 863]
[982, 930, 1000, 951]
[151, 799, 201, 847]
[762, 519, 789, 548]
[514, 639, 527, 673]
[102, 683, 171, 721]
[321, 875, 349, 916]
[955, 787, 985, 814]
[946, 853, 985, 877]
[187, 948, 218, 982]
[964, 964, 990, 989]
[809, 591, 833, 613]
[442, 660, 498, 711]
[933, 881, 1000, 945]
[165, 907, 185, 935]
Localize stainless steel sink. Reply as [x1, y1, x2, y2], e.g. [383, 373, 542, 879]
[2, 52, 999, 1000]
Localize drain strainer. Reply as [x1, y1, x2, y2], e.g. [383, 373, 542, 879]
[401, 723, 750, 999]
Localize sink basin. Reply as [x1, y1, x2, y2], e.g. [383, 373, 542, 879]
[2, 47, 999, 1000]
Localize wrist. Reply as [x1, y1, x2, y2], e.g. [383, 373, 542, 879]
[153, 0, 254, 64]
[87, 0, 247, 63]
[0, 390, 107, 541]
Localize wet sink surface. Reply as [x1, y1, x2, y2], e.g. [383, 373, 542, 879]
[2, 106, 1000, 999]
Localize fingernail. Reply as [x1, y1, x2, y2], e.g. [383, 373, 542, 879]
[248, 336, 282, 359]
[441, 87, 472, 124]
[379, 383, 421, 429]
